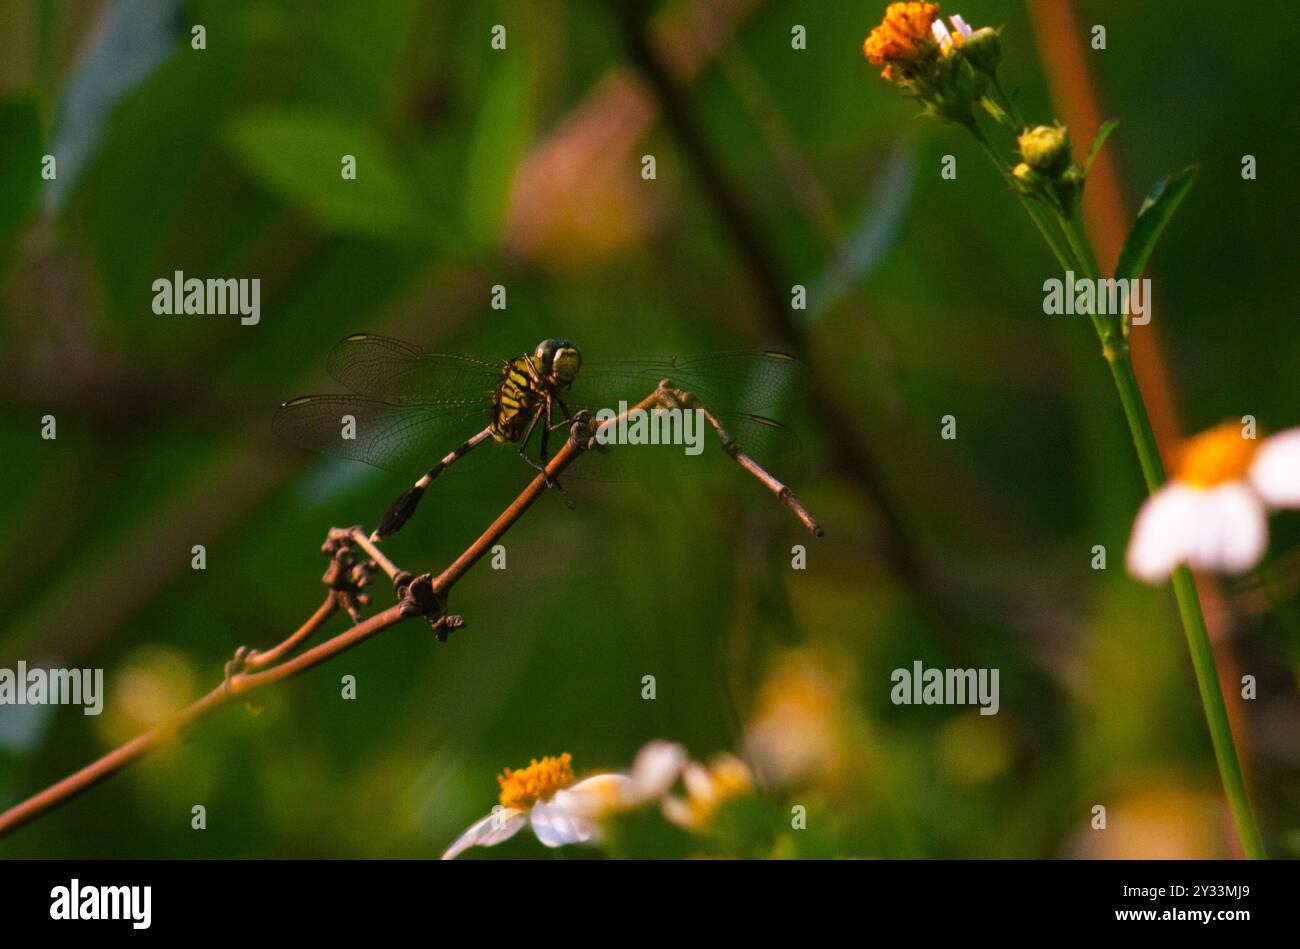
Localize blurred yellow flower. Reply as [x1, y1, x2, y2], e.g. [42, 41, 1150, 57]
[744, 650, 850, 789]
[98, 646, 197, 751]
[1067, 781, 1232, 859]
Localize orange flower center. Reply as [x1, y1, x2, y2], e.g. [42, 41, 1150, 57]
[863, 2, 940, 76]
[1176, 423, 1260, 488]
[497, 754, 575, 810]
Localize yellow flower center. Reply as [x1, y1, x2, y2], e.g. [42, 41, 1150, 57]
[863, 2, 941, 78]
[1176, 423, 1259, 488]
[497, 754, 575, 810]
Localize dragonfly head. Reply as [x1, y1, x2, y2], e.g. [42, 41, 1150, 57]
[534, 339, 582, 387]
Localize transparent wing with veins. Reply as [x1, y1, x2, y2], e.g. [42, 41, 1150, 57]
[275, 337, 804, 482]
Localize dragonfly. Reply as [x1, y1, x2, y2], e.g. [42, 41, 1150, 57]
[274, 334, 802, 541]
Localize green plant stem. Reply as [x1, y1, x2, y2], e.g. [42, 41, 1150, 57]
[1106, 347, 1266, 858]
[1060, 213, 1102, 282]
[969, 128, 1079, 273]
[970, 126, 1266, 857]
[1169, 564, 1267, 858]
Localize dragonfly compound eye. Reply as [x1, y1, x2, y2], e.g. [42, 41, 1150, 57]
[536, 339, 581, 384]
[552, 345, 581, 384]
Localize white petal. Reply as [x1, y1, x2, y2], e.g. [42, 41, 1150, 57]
[950, 15, 973, 38]
[441, 808, 526, 860]
[563, 773, 631, 816]
[661, 795, 694, 830]
[931, 20, 953, 50]
[626, 741, 688, 805]
[1186, 484, 1267, 575]
[530, 798, 599, 848]
[1126, 484, 1209, 583]
[1249, 428, 1300, 508]
[680, 762, 716, 804]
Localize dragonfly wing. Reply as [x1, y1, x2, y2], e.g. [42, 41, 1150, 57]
[274, 395, 490, 477]
[568, 351, 803, 418]
[326, 334, 503, 404]
[563, 411, 801, 483]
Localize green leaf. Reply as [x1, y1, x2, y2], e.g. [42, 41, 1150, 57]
[462, 52, 535, 247]
[226, 110, 443, 242]
[1084, 118, 1119, 177]
[1115, 165, 1198, 287]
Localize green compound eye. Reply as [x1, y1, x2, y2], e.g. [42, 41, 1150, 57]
[552, 346, 582, 383]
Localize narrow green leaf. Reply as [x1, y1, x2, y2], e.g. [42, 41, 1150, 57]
[1115, 165, 1198, 286]
[1084, 118, 1119, 177]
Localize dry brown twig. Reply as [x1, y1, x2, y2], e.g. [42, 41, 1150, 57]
[0, 390, 821, 839]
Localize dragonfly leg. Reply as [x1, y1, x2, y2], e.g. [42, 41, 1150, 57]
[516, 404, 567, 497]
[539, 407, 551, 465]
[548, 391, 573, 429]
[371, 426, 493, 542]
[515, 406, 545, 474]
[537, 401, 574, 509]
[515, 403, 541, 456]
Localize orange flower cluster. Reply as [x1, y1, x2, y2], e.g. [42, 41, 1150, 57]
[862, 1, 940, 79]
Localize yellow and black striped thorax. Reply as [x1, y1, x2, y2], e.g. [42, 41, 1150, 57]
[491, 355, 546, 443]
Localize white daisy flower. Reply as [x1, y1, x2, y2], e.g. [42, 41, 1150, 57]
[1126, 424, 1300, 584]
[441, 742, 686, 860]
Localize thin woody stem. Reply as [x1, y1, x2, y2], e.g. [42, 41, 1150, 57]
[240, 595, 337, 672]
[227, 605, 406, 695]
[0, 684, 232, 837]
[348, 528, 403, 584]
[430, 396, 657, 591]
[663, 385, 823, 537]
[0, 390, 821, 840]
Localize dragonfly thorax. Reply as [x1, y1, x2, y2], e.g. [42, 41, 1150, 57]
[491, 346, 576, 444]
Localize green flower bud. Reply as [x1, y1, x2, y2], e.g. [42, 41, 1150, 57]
[1018, 124, 1073, 176]
[1053, 164, 1087, 214]
[961, 27, 1002, 75]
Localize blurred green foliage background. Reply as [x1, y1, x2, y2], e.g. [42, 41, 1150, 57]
[1, 0, 1297, 859]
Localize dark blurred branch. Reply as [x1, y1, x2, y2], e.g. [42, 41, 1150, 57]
[695, 8, 907, 416]
[609, 1, 925, 588]
[0, 392, 821, 839]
